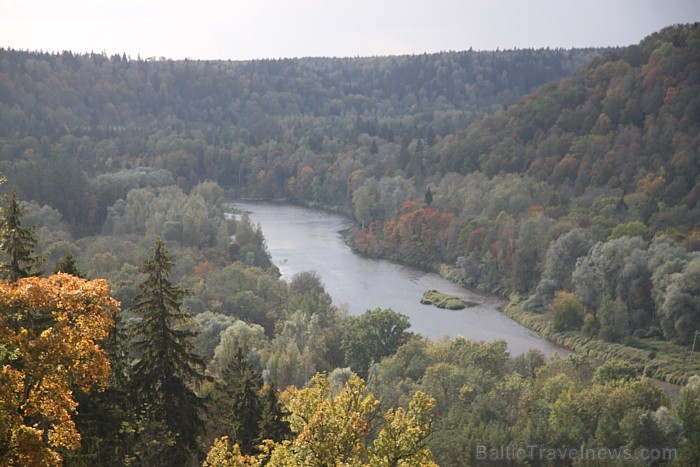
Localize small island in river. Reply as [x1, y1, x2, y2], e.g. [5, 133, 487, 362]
[420, 289, 477, 310]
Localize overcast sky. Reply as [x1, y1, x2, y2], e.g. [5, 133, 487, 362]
[2, 0, 700, 60]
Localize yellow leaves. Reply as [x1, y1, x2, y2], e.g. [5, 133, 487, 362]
[205, 373, 437, 467]
[204, 436, 266, 467]
[0, 273, 119, 465]
[636, 169, 666, 197]
[372, 391, 438, 467]
[291, 373, 379, 465]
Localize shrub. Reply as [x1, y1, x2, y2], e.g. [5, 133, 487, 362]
[551, 291, 584, 332]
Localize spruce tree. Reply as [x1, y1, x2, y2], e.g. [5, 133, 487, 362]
[67, 313, 131, 466]
[0, 189, 43, 282]
[54, 251, 84, 278]
[257, 384, 291, 444]
[218, 347, 263, 454]
[129, 238, 207, 466]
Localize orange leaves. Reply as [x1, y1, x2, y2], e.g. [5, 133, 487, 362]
[351, 200, 456, 267]
[0, 273, 119, 465]
[636, 170, 666, 197]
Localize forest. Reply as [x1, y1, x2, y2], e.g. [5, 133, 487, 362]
[1, 23, 700, 466]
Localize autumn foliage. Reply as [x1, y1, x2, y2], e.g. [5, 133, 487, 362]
[354, 202, 455, 268]
[204, 373, 437, 466]
[0, 274, 118, 465]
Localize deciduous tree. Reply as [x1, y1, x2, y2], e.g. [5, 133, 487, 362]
[0, 274, 118, 465]
[341, 308, 412, 378]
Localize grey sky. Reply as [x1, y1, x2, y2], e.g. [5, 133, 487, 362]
[2, 0, 700, 60]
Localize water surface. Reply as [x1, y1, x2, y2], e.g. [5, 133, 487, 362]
[232, 200, 567, 357]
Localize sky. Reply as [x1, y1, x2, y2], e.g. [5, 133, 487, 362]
[2, 0, 700, 61]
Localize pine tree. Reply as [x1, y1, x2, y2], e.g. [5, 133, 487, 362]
[129, 238, 207, 466]
[0, 189, 43, 282]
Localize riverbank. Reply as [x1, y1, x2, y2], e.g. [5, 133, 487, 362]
[428, 262, 699, 386]
[234, 198, 698, 388]
[502, 300, 700, 386]
[229, 200, 566, 355]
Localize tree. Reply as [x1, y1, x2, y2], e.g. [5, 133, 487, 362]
[128, 238, 207, 466]
[0, 274, 118, 465]
[289, 270, 325, 296]
[660, 257, 700, 343]
[256, 385, 290, 445]
[592, 359, 637, 384]
[572, 236, 648, 312]
[341, 308, 412, 378]
[217, 347, 263, 455]
[0, 190, 44, 282]
[597, 295, 630, 342]
[67, 310, 132, 466]
[675, 375, 700, 465]
[204, 373, 437, 466]
[551, 291, 584, 332]
[54, 251, 84, 278]
[528, 228, 592, 308]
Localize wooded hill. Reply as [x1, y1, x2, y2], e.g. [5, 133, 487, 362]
[0, 46, 602, 224]
[438, 24, 700, 204]
[2, 24, 700, 466]
[1, 25, 700, 349]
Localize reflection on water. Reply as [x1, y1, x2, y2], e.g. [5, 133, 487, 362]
[232, 200, 567, 357]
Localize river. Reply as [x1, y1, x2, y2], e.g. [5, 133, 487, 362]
[231, 200, 567, 357]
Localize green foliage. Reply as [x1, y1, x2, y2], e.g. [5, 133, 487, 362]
[660, 257, 700, 343]
[592, 359, 638, 384]
[0, 190, 44, 282]
[525, 228, 594, 309]
[598, 295, 630, 342]
[341, 308, 412, 378]
[256, 385, 291, 445]
[54, 251, 84, 278]
[217, 348, 264, 454]
[262, 311, 326, 388]
[420, 289, 470, 310]
[609, 221, 651, 240]
[551, 291, 584, 332]
[675, 375, 700, 465]
[128, 238, 208, 466]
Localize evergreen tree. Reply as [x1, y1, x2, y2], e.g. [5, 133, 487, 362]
[54, 251, 85, 278]
[218, 347, 263, 454]
[257, 384, 291, 444]
[67, 313, 131, 466]
[129, 238, 207, 466]
[0, 190, 43, 282]
[424, 187, 433, 206]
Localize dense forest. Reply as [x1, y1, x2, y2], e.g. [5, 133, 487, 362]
[1, 23, 700, 466]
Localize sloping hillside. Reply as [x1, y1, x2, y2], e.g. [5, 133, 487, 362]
[438, 24, 700, 209]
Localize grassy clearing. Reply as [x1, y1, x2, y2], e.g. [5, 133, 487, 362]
[503, 301, 700, 385]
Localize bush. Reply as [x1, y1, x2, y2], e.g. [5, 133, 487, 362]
[551, 291, 584, 332]
[582, 312, 599, 337]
